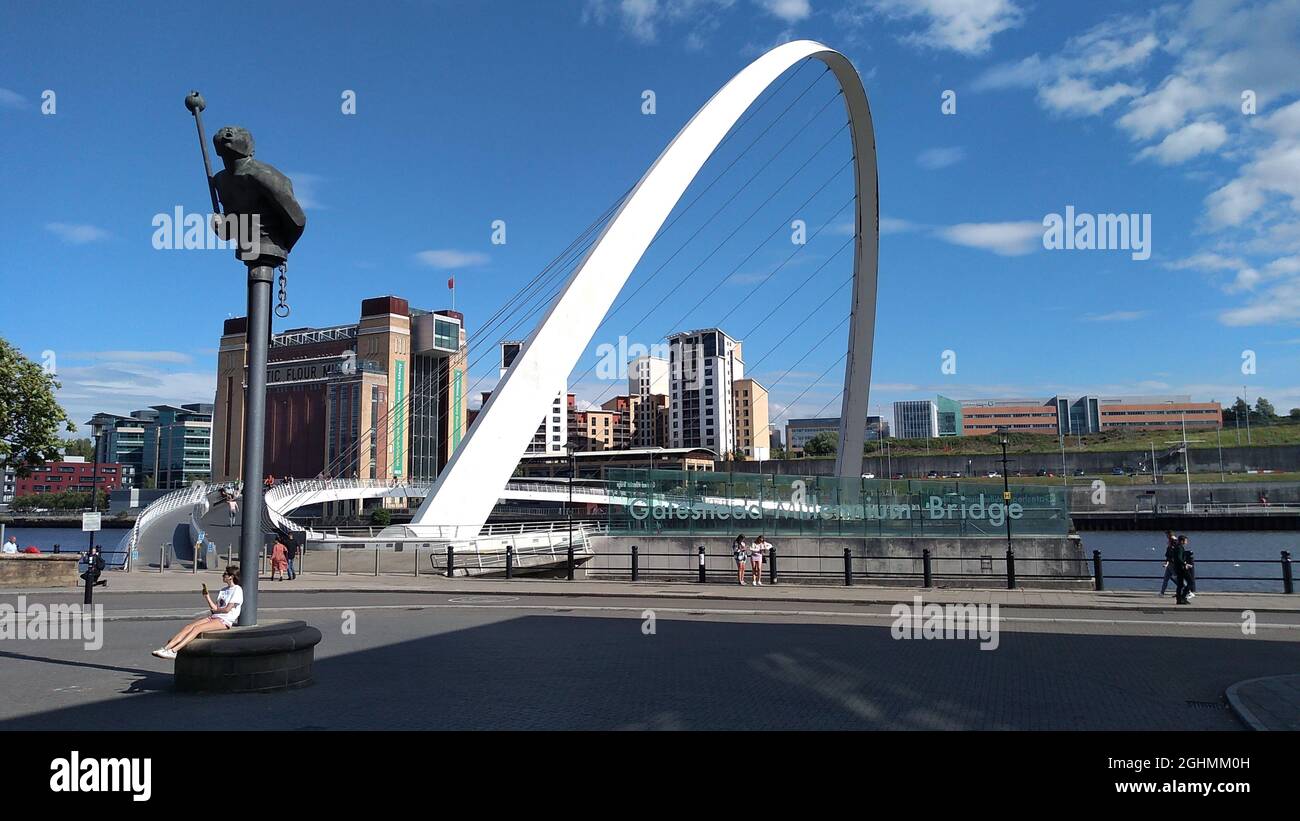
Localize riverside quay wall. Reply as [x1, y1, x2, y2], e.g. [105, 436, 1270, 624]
[585, 534, 1090, 589]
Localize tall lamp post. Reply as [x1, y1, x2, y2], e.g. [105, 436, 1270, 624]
[997, 430, 1013, 556]
[186, 91, 306, 625]
[566, 441, 577, 580]
[88, 426, 103, 554]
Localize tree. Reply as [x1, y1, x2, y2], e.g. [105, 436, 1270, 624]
[1224, 397, 1250, 425]
[1289, 408, 1300, 420]
[369, 507, 392, 526]
[0, 337, 73, 475]
[1255, 397, 1277, 420]
[804, 431, 839, 457]
[63, 437, 95, 459]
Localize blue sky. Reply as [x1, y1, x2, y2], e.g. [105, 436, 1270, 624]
[3, 0, 1299, 434]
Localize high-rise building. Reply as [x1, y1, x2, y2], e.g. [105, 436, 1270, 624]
[668, 328, 743, 455]
[629, 355, 669, 448]
[893, 400, 939, 440]
[499, 341, 567, 454]
[87, 411, 151, 488]
[212, 295, 467, 482]
[732, 378, 769, 460]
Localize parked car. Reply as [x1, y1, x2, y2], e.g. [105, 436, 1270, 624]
[861, 472, 875, 479]
[926, 471, 939, 479]
[892, 473, 905, 480]
[1111, 467, 1125, 475]
[1035, 469, 1048, 477]
[1073, 468, 1086, 476]
[986, 471, 1000, 478]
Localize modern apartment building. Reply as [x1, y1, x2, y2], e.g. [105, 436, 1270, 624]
[600, 395, 637, 450]
[213, 295, 467, 482]
[732, 378, 770, 460]
[628, 355, 669, 448]
[668, 328, 743, 456]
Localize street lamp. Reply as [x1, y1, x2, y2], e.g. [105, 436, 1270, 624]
[997, 429, 1012, 556]
[566, 440, 578, 580]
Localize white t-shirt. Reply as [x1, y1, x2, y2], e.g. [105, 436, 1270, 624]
[1, 540, 17, 554]
[214, 584, 243, 626]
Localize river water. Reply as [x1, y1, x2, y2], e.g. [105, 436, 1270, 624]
[3, 526, 1295, 593]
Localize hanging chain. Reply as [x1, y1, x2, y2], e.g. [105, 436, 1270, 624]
[274, 263, 291, 317]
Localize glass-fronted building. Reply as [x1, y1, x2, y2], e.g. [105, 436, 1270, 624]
[141, 404, 213, 489]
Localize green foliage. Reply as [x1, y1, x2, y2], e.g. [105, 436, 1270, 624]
[0, 338, 73, 476]
[11, 489, 106, 511]
[1255, 397, 1277, 419]
[1290, 408, 1300, 420]
[62, 437, 95, 459]
[804, 431, 839, 457]
[369, 507, 393, 526]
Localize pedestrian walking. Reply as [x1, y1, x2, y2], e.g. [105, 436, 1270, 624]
[733, 534, 750, 585]
[1158, 530, 1178, 595]
[224, 490, 238, 527]
[286, 538, 299, 580]
[1182, 538, 1196, 600]
[1169, 535, 1191, 605]
[270, 538, 288, 581]
[750, 535, 770, 586]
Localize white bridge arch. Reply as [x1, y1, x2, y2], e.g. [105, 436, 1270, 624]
[412, 39, 880, 539]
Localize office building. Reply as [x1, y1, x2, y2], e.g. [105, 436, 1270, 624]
[959, 398, 1059, 435]
[213, 295, 467, 482]
[893, 400, 939, 440]
[902, 394, 1224, 436]
[786, 415, 888, 455]
[140, 403, 213, 489]
[936, 395, 962, 437]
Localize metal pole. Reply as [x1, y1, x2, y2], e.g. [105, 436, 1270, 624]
[1243, 385, 1252, 444]
[88, 430, 100, 556]
[159, 544, 165, 573]
[843, 547, 852, 586]
[697, 545, 706, 583]
[922, 548, 932, 588]
[768, 546, 776, 585]
[414, 547, 420, 577]
[374, 545, 380, 576]
[1093, 549, 1104, 591]
[335, 546, 340, 576]
[1282, 551, 1293, 595]
[1005, 548, 1016, 590]
[631, 544, 639, 581]
[237, 264, 274, 625]
[1217, 427, 1224, 482]
[446, 544, 455, 578]
[506, 545, 514, 579]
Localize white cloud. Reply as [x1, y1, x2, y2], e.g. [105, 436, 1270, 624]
[1219, 275, 1300, 325]
[937, 221, 1041, 256]
[582, 0, 736, 45]
[0, 88, 26, 109]
[1084, 310, 1150, 322]
[880, 216, 922, 234]
[414, 249, 490, 268]
[284, 172, 325, 209]
[856, 0, 1026, 55]
[67, 350, 195, 364]
[1164, 252, 1245, 272]
[45, 223, 111, 244]
[916, 146, 965, 169]
[1136, 120, 1228, 164]
[1116, 75, 1210, 140]
[1037, 77, 1142, 117]
[755, 0, 810, 23]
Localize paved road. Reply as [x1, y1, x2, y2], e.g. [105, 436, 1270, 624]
[2, 590, 1297, 730]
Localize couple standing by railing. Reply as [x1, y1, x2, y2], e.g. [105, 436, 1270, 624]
[732, 534, 772, 586]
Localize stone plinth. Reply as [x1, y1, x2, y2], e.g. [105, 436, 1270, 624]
[175, 619, 322, 693]
[0, 553, 82, 588]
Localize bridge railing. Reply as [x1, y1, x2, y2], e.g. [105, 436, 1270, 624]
[115, 483, 212, 568]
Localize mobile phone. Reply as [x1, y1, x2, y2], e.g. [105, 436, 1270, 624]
[201, 583, 209, 595]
